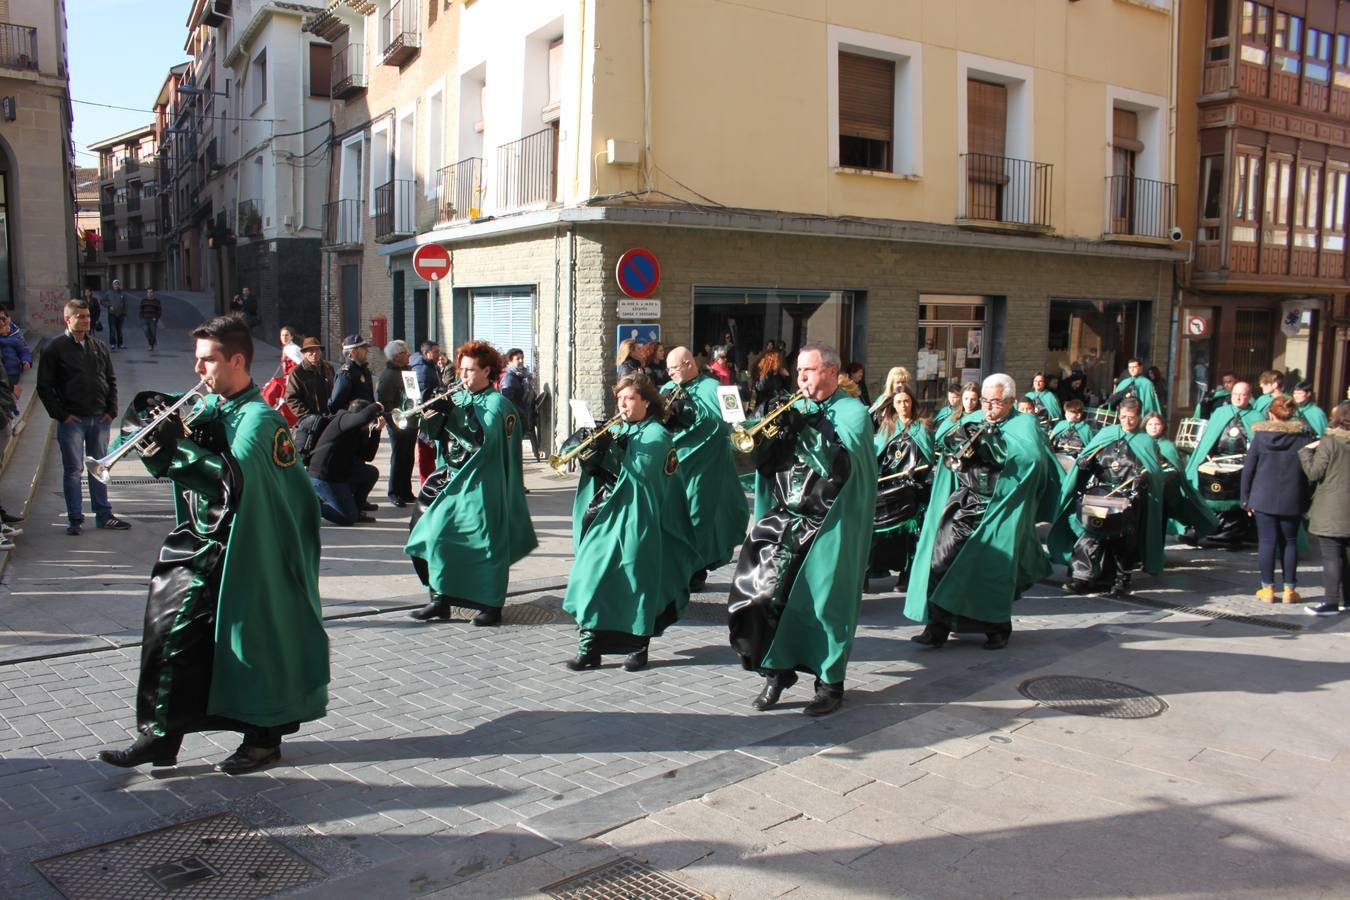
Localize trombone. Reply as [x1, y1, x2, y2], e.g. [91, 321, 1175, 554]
[392, 384, 470, 430]
[548, 413, 623, 475]
[730, 391, 805, 454]
[85, 379, 210, 484]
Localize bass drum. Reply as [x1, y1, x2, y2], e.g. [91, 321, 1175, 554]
[1197, 460, 1242, 501]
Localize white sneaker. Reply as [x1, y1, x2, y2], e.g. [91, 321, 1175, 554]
[0, 524, 21, 536]
[0, 537, 14, 551]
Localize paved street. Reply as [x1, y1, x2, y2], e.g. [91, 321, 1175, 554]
[2, 304, 1349, 898]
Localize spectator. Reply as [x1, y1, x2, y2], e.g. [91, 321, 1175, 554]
[0, 306, 33, 387]
[0, 362, 20, 549]
[499, 347, 536, 431]
[1301, 402, 1350, 616]
[615, 337, 642, 378]
[81, 288, 103, 334]
[708, 345, 735, 386]
[284, 336, 335, 421]
[36, 299, 129, 535]
[753, 349, 791, 416]
[139, 288, 161, 351]
[328, 334, 375, 413]
[1241, 395, 1314, 603]
[409, 341, 443, 484]
[240, 287, 260, 329]
[645, 341, 670, 387]
[844, 362, 871, 407]
[308, 399, 383, 526]
[1147, 365, 1168, 410]
[377, 340, 416, 508]
[277, 325, 304, 377]
[102, 279, 130, 350]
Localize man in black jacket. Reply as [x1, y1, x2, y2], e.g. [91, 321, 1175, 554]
[284, 337, 335, 421]
[329, 334, 375, 413]
[309, 399, 383, 525]
[37, 299, 131, 536]
[376, 340, 416, 507]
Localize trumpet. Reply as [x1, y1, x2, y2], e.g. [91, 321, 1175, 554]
[731, 390, 806, 454]
[392, 384, 469, 429]
[85, 379, 210, 484]
[548, 413, 623, 475]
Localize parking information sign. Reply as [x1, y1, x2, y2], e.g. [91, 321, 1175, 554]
[615, 247, 660, 298]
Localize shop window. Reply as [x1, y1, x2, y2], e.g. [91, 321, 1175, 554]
[1045, 300, 1150, 404]
[692, 287, 858, 376]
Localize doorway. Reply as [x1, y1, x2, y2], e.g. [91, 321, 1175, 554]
[916, 296, 988, 415]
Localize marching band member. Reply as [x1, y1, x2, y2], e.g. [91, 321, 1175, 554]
[662, 347, 750, 590]
[1049, 399, 1164, 598]
[906, 374, 1051, 650]
[1184, 381, 1264, 547]
[931, 382, 963, 431]
[406, 341, 537, 626]
[1024, 372, 1062, 428]
[562, 373, 696, 671]
[868, 366, 913, 423]
[1049, 400, 1093, 458]
[99, 316, 328, 775]
[1252, 370, 1284, 417]
[1107, 357, 1162, 416]
[1144, 412, 1218, 542]
[1292, 380, 1328, 436]
[868, 384, 933, 586]
[1194, 370, 1236, 420]
[728, 343, 876, 716]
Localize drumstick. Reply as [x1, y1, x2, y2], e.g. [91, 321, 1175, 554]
[880, 463, 931, 484]
[1103, 472, 1142, 498]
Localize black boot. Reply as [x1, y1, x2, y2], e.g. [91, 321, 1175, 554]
[216, 742, 281, 775]
[983, 629, 1011, 650]
[910, 624, 949, 648]
[623, 648, 649, 671]
[1108, 574, 1132, 599]
[411, 595, 453, 621]
[688, 568, 709, 592]
[565, 631, 601, 671]
[98, 732, 182, 769]
[472, 607, 502, 627]
[752, 671, 798, 711]
[804, 681, 844, 717]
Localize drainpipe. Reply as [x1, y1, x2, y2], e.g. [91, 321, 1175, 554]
[642, 0, 653, 192]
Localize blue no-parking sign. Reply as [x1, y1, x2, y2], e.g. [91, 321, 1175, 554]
[616, 248, 660, 298]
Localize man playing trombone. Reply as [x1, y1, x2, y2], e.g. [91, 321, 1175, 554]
[98, 315, 329, 775]
[405, 341, 537, 626]
[727, 342, 876, 717]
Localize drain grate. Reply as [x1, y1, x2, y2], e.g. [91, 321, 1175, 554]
[106, 476, 168, 486]
[451, 603, 561, 625]
[35, 812, 322, 899]
[544, 857, 712, 900]
[1019, 675, 1167, 719]
[1123, 595, 1303, 632]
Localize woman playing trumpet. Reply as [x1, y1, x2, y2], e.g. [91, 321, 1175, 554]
[562, 372, 697, 672]
[868, 385, 933, 588]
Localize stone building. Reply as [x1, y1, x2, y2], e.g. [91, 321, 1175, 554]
[89, 124, 165, 289]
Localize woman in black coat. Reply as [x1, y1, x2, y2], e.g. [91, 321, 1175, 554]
[1240, 395, 1314, 603]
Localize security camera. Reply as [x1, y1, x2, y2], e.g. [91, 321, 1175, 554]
[1168, 226, 1184, 242]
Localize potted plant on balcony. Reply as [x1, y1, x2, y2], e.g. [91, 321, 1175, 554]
[243, 207, 263, 237]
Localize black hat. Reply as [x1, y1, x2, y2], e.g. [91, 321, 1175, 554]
[342, 334, 369, 351]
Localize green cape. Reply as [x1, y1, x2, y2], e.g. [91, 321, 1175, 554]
[1252, 392, 1274, 415]
[663, 374, 749, 570]
[905, 409, 1052, 624]
[872, 419, 933, 536]
[1184, 403, 1263, 512]
[564, 417, 697, 634]
[143, 386, 328, 727]
[1046, 426, 1166, 576]
[1154, 438, 1219, 537]
[405, 387, 537, 606]
[757, 390, 877, 683]
[1195, 388, 1230, 420]
[1111, 375, 1162, 415]
[1297, 402, 1328, 437]
[1025, 389, 1063, 421]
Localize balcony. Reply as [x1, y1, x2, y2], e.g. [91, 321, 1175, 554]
[127, 192, 142, 214]
[957, 153, 1053, 233]
[100, 198, 114, 216]
[1104, 175, 1175, 241]
[0, 23, 38, 72]
[322, 198, 363, 249]
[496, 129, 556, 211]
[435, 157, 485, 225]
[331, 42, 367, 99]
[237, 198, 264, 238]
[103, 235, 117, 253]
[380, 0, 421, 67]
[374, 179, 416, 243]
[129, 231, 143, 251]
[123, 158, 140, 175]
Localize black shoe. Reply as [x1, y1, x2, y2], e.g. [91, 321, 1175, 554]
[98, 734, 181, 769]
[752, 672, 798, 711]
[1306, 602, 1344, 617]
[216, 744, 281, 775]
[389, 497, 408, 508]
[360, 502, 378, 512]
[1107, 581, 1131, 599]
[1064, 580, 1099, 595]
[0, 509, 23, 524]
[983, 631, 1010, 650]
[97, 516, 131, 530]
[565, 651, 601, 671]
[623, 649, 648, 671]
[804, 684, 844, 717]
[472, 607, 502, 627]
[688, 569, 708, 592]
[410, 598, 452, 621]
[910, 625, 949, 648]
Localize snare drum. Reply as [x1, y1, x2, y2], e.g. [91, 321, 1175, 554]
[1196, 459, 1242, 501]
[1080, 494, 1134, 536]
[1055, 453, 1076, 474]
[1087, 407, 1118, 430]
[1175, 417, 1206, 452]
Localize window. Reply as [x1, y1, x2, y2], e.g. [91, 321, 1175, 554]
[250, 50, 268, 110]
[424, 84, 444, 198]
[1306, 27, 1332, 82]
[838, 51, 894, 171]
[369, 125, 390, 215]
[1323, 165, 1348, 251]
[1335, 34, 1350, 87]
[1240, 1, 1271, 65]
[309, 44, 332, 98]
[1273, 12, 1302, 75]
[1232, 149, 1261, 242]
[1262, 154, 1293, 246]
[1207, 0, 1232, 61]
[1293, 162, 1322, 248]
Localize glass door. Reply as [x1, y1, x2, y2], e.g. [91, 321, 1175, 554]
[916, 296, 987, 416]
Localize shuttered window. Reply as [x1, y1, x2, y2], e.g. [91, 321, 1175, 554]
[967, 80, 1007, 158]
[309, 44, 332, 98]
[1113, 109, 1143, 154]
[470, 287, 537, 373]
[838, 51, 893, 170]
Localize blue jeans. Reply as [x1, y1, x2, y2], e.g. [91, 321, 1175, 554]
[57, 417, 112, 524]
[108, 314, 125, 348]
[311, 463, 379, 525]
[143, 318, 159, 348]
[1253, 511, 1300, 588]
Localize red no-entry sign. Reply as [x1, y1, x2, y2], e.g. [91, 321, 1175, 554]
[413, 244, 452, 282]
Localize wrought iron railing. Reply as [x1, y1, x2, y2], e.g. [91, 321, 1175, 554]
[959, 152, 1053, 229]
[374, 179, 416, 242]
[331, 42, 366, 96]
[129, 231, 144, 251]
[322, 198, 363, 247]
[1105, 175, 1175, 239]
[496, 129, 555, 210]
[381, 0, 421, 63]
[237, 198, 264, 238]
[127, 191, 142, 213]
[435, 157, 485, 224]
[0, 23, 38, 71]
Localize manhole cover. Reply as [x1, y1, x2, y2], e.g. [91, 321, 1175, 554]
[681, 596, 728, 623]
[34, 812, 323, 899]
[1018, 675, 1167, 719]
[451, 603, 561, 625]
[543, 857, 711, 899]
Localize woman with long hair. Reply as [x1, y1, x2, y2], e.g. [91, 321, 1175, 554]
[869, 384, 933, 585]
[1025, 372, 1062, 428]
[615, 337, 642, 378]
[1143, 412, 1217, 542]
[563, 373, 696, 671]
[754, 349, 791, 415]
